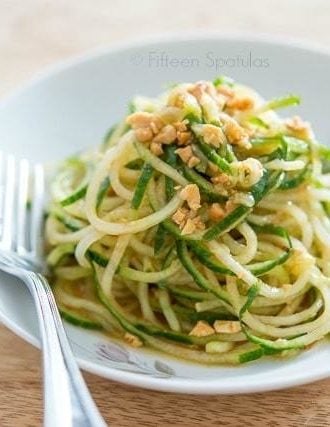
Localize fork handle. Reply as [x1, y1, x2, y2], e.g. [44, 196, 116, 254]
[21, 270, 107, 427]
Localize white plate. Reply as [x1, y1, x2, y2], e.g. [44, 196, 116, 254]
[1, 33, 330, 394]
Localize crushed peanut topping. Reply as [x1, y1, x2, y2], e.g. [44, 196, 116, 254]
[173, 120, 189, 133]
[175, 146, 193, 163]
[187, 156, 200, 168]
[181, 217, 198, 235]
[211, 173, 233, 188]
[172, 207, 204, 235]
[168, 87, 199, 111]
[285, 115, 313, 140]
[226, 96, 255, 111]
[181, 215, 205, 235]
[179, 184, 201, 211]
[134, 127, 153, 142]
[200, 124, 226, 148]
[173, 120, 193, 146]
[222, 117, 251, 149]
[189, 321, 215, 337]
[153, 124, 177, 144]
[172, 207, 189, 227]
[124, 332, 143, 348]
[150, 141, 163, 156]
[217, 85, 235, 98]
[189, 82, 205, 102]
[127, 112, 164, 143]
[126, 111, 163, 130]
[188, 81, 219, 104]
[213, 321, 242, 334]
[175, 146, 200, 168]
[208, 203, 226, 222]
[177, 130, 192, 146]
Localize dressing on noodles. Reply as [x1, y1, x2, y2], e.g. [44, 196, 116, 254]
[45, 77, 330, 364]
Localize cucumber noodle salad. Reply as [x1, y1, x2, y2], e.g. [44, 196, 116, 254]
[45, 77, 330, 365]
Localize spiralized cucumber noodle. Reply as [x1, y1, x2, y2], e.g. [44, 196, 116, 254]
[45, 77, 330, 365]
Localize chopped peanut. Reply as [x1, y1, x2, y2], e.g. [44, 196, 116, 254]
[213, 320, 242, 334]
[177, 130, 192, 146]
[153, 124, 177, 144]
[170, 93, 185, 109]
[173, 120, 189, 133]
[128, 112, 187, 147]
[172, 207, 204, 235]
[172, 207, 189, 227]
[201, 124, 226, 148]
[150, 141, 163, 156]
[226, 96, 255, 111]
[193, 215, 205, 231]
[168, 86, 199, 111]
[173, 120, 193, 146]
[193, 81, 219, 99]
[126, 112, 163, 130]
[135, 127, 153, 142]
[181, 215, 204, 235]
[175, 146, 193, 163]
[175, 145, 200, 168]
[189, 83, 204, 102]
[124, 332, 143, 348]
[189, 321, 215, 337]
[181, 217, 198, 235]
[208, 203, 225, 221]
[187, 156, 200, 168]
[192, 124, 226, 148]
[223, 118, 251, 149]
[127, 112, 164, 143]
[217, 85, 235, 98]
[179, 184, 201, 211]
[189, 81, 217, 103]
[150, 121, 159, 134]
[285, 116, 313, 140]
[211, 173, 232, 188]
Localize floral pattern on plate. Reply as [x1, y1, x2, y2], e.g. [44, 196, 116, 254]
[72, 338, 176, 378]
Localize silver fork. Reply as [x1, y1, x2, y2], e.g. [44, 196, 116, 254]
[0, 153, 107, 427]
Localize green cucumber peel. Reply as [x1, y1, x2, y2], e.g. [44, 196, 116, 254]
[176, 240, 230, 303]
[131, 163, 154, 209]
[163, 145, 177, 201]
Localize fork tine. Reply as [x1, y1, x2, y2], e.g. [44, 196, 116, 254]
[30, 163, 45, 257]
[1, 154, 16, 250]
[16, 158, 30, 255]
